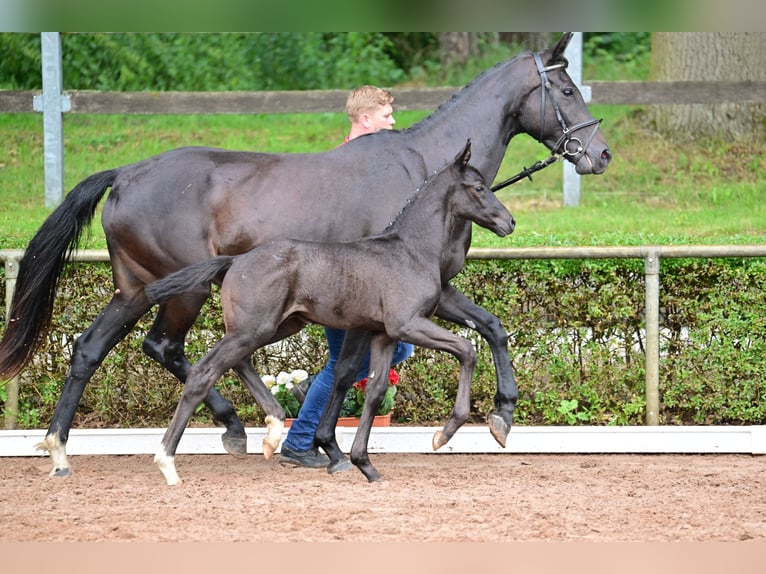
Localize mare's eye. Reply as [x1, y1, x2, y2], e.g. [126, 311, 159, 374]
[474, 184, 486, 193]
[562, 87, 575, 97]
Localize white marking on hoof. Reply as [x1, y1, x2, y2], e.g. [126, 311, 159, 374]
[262, 415, 284, 460]
[154, 451, 181, 486]
[36, 434, 71, 477]
[432, 430, 446, 451]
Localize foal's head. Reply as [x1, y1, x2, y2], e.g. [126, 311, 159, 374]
[445, 140, 515, 238]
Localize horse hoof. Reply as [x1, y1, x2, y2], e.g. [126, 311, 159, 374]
[366, 471, 384, 483]
[432, 430, 448, 450]
[51, 467, 71, 478]
[221, 433, 248, 458]
[262, 441, 276, 460]
[327, 458, 354, 474]
[488, 413, 510, 448]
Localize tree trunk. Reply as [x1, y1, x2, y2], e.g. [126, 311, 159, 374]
[650, 32, 766, 140]
[438, 33, 484, 67]
[498, 33, 555, 52]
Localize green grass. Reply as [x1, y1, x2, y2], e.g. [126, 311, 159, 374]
[1, 101, 765, 251]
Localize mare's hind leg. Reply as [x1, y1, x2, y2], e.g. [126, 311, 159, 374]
[38, 292, 150, 477]
[143, 294, 247, 456]
[313, 330, 372, 473]
[435, 284, 517, 448]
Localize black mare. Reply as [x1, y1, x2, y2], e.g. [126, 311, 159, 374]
[146, 140, 514, 483]
[0, 33, 611, 477]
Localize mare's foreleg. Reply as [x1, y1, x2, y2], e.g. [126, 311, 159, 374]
[396, 316, 477, 450]
[155, 333, 256, 486]
[313, 330, 372, 473]
[38, 294, 148, 477]
[435, 283, 516, 447]
[143, 295, 247, 456]
[347, 334, 396, 482]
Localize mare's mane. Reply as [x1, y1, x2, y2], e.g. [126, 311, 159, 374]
[400, 53, 530, 137]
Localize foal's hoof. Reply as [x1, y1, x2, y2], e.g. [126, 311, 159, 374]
[327, 458, 354, 474]
[51, 467, 71, 478]
[221, 432, 248, 458]
[432, 430, 448, 450]
[488, 413, 510, 448]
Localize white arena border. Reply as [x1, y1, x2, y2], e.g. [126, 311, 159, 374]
[1, 425, 765, 457]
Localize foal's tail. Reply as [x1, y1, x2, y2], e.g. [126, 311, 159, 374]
[0, 169, 117, 380]
[145, 256, 236, 305]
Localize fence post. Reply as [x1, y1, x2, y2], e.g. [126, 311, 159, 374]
[34, 32, 70, 208]
[644, 250, 661, 425]
[562, 32, 590, 207]
[3, 257, 20, 429]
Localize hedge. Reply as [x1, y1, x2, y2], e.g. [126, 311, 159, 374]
[2, 256, 765, 428]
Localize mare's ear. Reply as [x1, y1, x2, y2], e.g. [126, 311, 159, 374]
[457, 138, 472, 168]
[547, 32, 572, 64]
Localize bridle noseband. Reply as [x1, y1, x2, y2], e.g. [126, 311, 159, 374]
[491, 52, 603, 193]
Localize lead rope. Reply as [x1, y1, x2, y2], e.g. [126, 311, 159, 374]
[490, 154, 561, 192]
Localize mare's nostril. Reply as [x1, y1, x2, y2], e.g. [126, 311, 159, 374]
[602, 149, 612, 162]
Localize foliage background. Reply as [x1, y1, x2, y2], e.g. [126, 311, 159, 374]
[3, 257, 765, 429]
[0, 32, 649, 91]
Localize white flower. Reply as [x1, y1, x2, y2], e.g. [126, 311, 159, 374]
[262, 374, 276, 388]
[270, 385, 280, 396]
[276, 371, 292, 387]
[290, 369, 309, 383]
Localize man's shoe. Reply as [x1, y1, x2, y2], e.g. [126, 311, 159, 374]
[291, 374, 315, 405]
[280, 445, 329, 468]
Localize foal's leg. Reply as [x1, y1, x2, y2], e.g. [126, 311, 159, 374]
[155, 332, 257, 486]
[435, 283, 517, 447]
[231, 359, 284, 458]
[313, 330, 372, 472]
[236, 318, 307, 458]
[347, 334, 396, 482]
[395, 316, 479, 449]
[143, 293, 248, 456]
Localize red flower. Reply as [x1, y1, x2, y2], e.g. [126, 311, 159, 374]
[354, 368, 399, 391]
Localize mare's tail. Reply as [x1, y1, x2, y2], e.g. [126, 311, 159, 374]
[0, 169, 117, 380]
[145, 256, 236, 305]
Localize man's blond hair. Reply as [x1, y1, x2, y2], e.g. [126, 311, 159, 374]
[345, 85, 394, 122]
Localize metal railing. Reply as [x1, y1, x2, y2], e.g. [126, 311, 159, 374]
[3, 244, 766, 430]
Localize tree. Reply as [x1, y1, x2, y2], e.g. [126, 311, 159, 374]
[650, 33, 766, 140]
[438, 32, 482, 67]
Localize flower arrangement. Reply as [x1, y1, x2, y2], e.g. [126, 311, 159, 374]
[339, 368, 399, 417]
[262, 369, 308, 418]
[262, 368, 399, 419]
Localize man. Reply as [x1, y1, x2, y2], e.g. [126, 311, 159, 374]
[340, 84, 396, 143]
[279, 85, 414, 469]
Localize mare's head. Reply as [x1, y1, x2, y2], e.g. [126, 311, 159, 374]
[446, 140, 515, 237]
[516, 32, 612, 175]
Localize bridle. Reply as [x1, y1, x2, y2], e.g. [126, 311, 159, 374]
[491, 52, 603, 192]
[534, 52, 602, 158]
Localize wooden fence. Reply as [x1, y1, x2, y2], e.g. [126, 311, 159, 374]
[2, 81, 766, 116]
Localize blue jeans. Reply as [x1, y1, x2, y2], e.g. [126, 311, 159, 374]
[282, 327, 414, 452]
